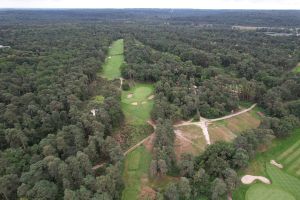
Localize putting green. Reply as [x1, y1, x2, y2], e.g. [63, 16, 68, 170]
[121, 83, 154, 124]
[101, 39, 124, 80]
[246, 184, 295, 200]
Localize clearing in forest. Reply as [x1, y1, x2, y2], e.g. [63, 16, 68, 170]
[292, 62, 300, 73]
[174, 125, 207, 159]
[208, 109, 261, 143]
[101, 39, 124, 80]
[122, 145, 152, 200]
[121, 83, 154, 125]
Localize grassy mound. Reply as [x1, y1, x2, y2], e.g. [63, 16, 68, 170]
[101, 39, 124, 80]
[246, 184, 295, 200]
[122, 146, 152, 200]
[121, 83, 154, 125]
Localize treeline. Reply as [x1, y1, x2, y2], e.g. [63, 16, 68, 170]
[0, 24, 125, 199]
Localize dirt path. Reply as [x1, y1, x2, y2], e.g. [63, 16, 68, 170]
[209, 104, 256, 122]
[123, 133, 154, 156]
[119, 77, 124, 89]
[174, 104, 257, 145]
[175, 130, 197, 145]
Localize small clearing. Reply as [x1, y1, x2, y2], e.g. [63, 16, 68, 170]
[241, 175, 271, 184]
[270, 160, 283, 169]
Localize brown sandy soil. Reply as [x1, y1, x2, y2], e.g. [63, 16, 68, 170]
[208, 126, 236, 144]
[140, 175, 157, 200]
[143, 133, 155, 152]
[174, 135, 200, 160]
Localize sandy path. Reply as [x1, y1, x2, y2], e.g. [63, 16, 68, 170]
[119, 77, 124, 89]
[175, 130, 196, 145]
[209, 104, 256, 122]
[241, 175, 271, 184]
[270, 160, 283, 168]
[174, 104, 256, 145]
[123, 133, 154, 156]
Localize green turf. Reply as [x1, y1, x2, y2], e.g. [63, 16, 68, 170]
[101, 39, 124, 80]
[122, 146, 152, 200]
[233, 128, 300, 200]
[245, 183, 295, 200]
[121, 83, 154, 125]
[266, 164, 300, 199]
[93, 95, 105, 104]
[292, 63, 300, 73]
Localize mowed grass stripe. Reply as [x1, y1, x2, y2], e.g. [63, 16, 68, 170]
[266, 164, 300, 199]
[280, 148, 300, 165]
[277, 140, 300, 160]
[286, 158, 300, 174]
[246, 184, 295, 200]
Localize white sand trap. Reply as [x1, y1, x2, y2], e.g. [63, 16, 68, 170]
[148, 95, 154, 100]
[127, 94, 133, 98]
[241, 175, 271, 184]
[270, 160, 283, 169]
[108, 56, 112, 59]
[131, 102, 138, 106]
[141, 101, 147, 104]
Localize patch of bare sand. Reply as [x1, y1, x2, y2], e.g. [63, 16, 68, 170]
[241, 175, 271, 184]
[127, 93, 133, 98]
[131, 102, 138, 106]
[270, 160, 283, 169]
[148, 95, 154, 100]
[140, 175, 156, 200]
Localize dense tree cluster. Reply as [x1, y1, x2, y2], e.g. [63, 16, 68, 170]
[0, 23, 125, 199]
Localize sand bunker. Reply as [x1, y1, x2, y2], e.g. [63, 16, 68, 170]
[127, 94, 133, 98]
[141, 101, 147, 104]
[241, 175, 271, 184]
[148, 95, 154, 100]
[108, 56, 111, 59]
[131, 102, 138, 106]
[270, 160, 283, 169]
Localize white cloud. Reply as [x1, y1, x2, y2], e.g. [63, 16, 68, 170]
[0, 0, 300, 9]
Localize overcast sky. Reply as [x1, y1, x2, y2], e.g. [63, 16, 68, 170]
[1, 0, 300, 9]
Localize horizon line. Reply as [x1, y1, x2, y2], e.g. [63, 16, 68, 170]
[1, 8, 300, 10]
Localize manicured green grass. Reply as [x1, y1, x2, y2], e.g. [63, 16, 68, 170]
[245, 184, 295, 200]
[292, 63, 300, 73]
[101, 39, 124, 80]
[233, 128, 300, 200]
[121, 83, 154, 125]
[109, 39, 124, 55]
[266, 164, 300, 199]
[122, 146, 152, 200]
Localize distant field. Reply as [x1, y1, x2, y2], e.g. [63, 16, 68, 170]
[208, 109, 261, 143]
[122, 146, 152, 200]
[233, 128, 300, 200]
[121, 83, 154, 125]
[292, 63, 300, 73]
[101, 39, 124, 80]
[175, 125, 207, 158]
